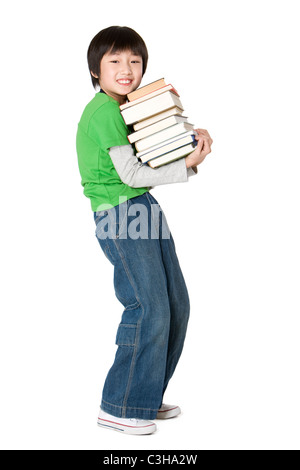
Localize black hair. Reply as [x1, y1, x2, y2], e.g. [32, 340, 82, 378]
[87, 26, 148, 89]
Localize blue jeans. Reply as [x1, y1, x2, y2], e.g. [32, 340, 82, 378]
[93, 192, 190, 420]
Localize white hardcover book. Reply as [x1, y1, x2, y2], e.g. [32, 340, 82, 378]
[135, 122, 194, 153]
[139, 132, 196, 163]
[128, 115, 188, 144]
[120, 84, 175, 110]
[121, 91, 184, 125]
[148, 143, 196, 168]
[133, 107, 184, 131]
[136, 130, 196, 158]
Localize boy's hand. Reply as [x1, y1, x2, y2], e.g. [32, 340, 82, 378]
[185, 129, 213, 168]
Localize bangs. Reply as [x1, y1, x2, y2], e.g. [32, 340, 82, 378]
[109, 29, 145, 57]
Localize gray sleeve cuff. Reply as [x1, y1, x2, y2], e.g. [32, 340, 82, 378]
[109, 145, 191, 188]
[187, 166, 198, 177]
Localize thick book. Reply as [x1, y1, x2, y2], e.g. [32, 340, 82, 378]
[127, 78, 166, 101]
[133, 106, 184, 131]
[128, 115, 188, 144]
[136, 130, 195, 159]
[135, 121, 194, 153]
[120, 90, 183, 125]
[120, 84, 178, 111]
[147, 143, 197, 168]
[136, 130, 197, 163]
[138, 131, 196, 163]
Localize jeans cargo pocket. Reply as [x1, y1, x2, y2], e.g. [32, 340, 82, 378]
[115, 324, 137, 347]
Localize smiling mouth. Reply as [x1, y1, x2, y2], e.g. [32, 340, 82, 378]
[117, 79, 133, 85]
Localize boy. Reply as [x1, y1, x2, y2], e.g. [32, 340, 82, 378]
[76, 26, 213, 435]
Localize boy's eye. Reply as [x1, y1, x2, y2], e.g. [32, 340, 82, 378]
[108, 58, 141, 64]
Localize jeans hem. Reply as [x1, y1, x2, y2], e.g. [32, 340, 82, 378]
[101, 399, 158, 420]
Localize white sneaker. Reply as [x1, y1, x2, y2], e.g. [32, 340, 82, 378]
[97, 409, 157, 435]
[156, 404, 181, 419]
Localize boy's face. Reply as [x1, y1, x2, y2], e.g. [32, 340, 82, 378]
[96, 49, 143, 104]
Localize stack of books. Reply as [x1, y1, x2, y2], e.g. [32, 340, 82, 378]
[120, 78, 197, 168]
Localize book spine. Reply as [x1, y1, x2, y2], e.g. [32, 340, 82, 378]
[128, 86, 179, 104]
[137, 131, 195, 159]
[127, 78, 166, 101]
[119, 86, 179, 111]
[121, 94, 184, 125]
[135, 123, 190, 153]
[147, 143, 195, 168]
[140, 135, 195, 163]
[128, 116, 178, 144]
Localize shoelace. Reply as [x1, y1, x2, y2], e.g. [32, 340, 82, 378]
[129, 418, 147, 425]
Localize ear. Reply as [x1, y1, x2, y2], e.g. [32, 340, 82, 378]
[90, 71, 99, 79]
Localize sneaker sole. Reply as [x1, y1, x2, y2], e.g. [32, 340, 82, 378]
[156, 406, 181, 419]
[97, 418, 156, 435]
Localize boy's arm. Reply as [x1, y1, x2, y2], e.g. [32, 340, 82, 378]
[109, 145, 197, 188]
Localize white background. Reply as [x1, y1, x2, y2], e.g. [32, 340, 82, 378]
[0, 0, 299, 450]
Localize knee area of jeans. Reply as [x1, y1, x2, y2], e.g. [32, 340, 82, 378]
[146, 316, 170, 341]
